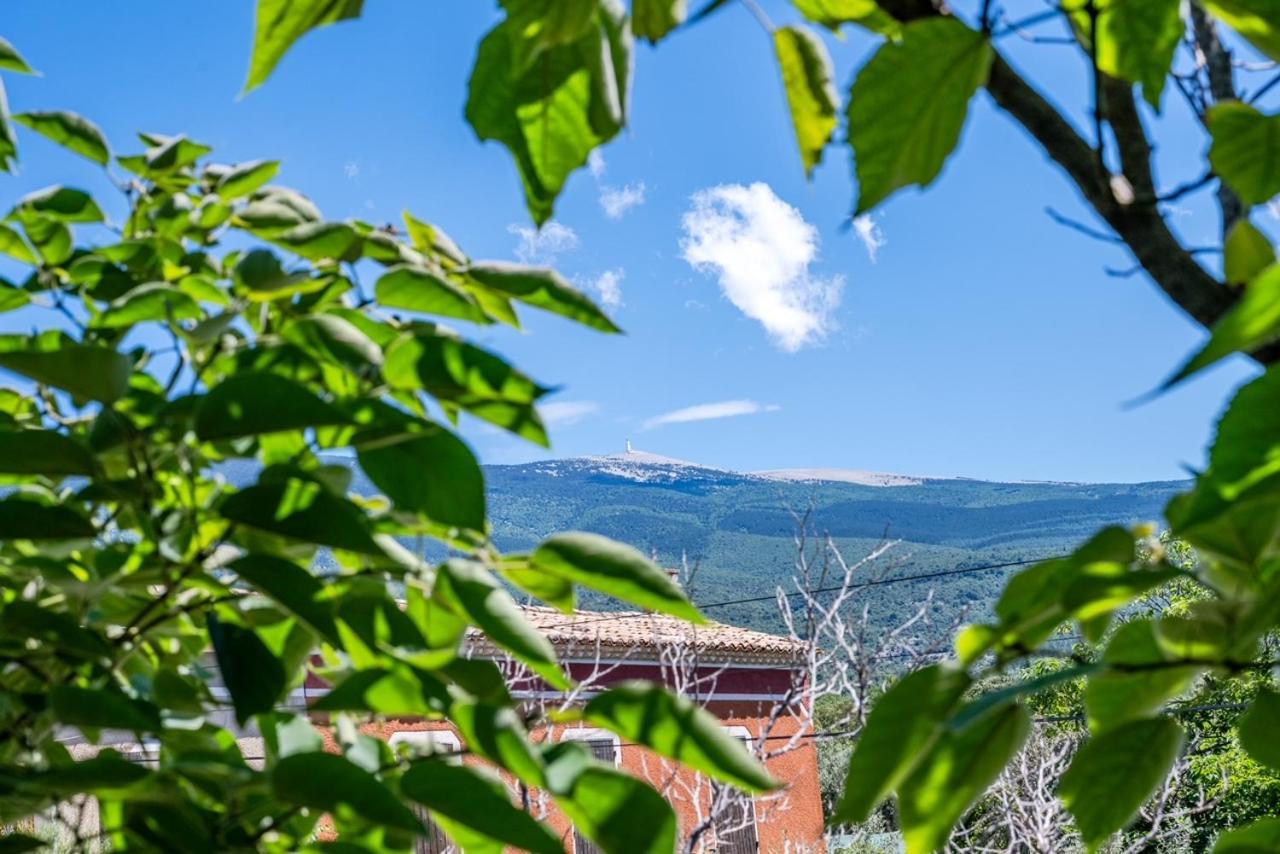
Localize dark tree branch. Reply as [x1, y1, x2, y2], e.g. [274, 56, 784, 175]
[1190, 5, 1245, 238]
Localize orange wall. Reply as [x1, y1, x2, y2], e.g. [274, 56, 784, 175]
[359, 702, 826, 853]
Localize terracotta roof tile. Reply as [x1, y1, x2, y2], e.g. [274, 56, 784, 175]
[469, 606, 804, 664]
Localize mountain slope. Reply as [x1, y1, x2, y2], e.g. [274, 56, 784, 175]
[484, 449, 1186, 635]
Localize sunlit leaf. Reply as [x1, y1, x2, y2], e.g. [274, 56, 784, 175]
[584, 681, 779, 791]
[832, 663, 971, 824]
[15, 111, 109, 165]
[1209, 102, 1280, 206]
[531, 531, 703, 621]
[774, 25, 839, 177]
[1202, 0, 1280, 61]
[400, 762, 562, 854]
[271, 752, 423, 833]
[246, 0, 365, 91]
[898, 703, 1030, 854]
[1225, 219, 1275, 285]
[632, 0, 687, 42]
[849, 18, 992, 213]
[1059, 717, 1185, 848]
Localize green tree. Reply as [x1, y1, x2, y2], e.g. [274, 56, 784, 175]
[0, 43, 777, 851]
[234, 0, 1280, 849]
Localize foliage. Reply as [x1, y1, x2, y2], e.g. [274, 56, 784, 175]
[0, 52, 776, 851]
[11, 0, 1280, 846]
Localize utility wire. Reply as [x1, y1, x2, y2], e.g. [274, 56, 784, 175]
[548, 553, 1068, 633]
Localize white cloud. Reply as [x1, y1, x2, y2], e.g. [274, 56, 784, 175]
[588, 150, 646, 219]
[588, 269, 625, 309]
[642, 399, 780, 431]
[600, 182, 646, 219]
[680, 182, 843, 352]
[541, 401, 600, 426]
[509, 221, 580, 264]
[344, 161, 360, 179]
[852, 214, 886, 262]
[589, 149, 607, 179]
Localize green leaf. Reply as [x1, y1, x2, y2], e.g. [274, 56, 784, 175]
[375, 264, 487, 322]
[229, 553, 339, 643]
[1238, 688, 1280, 770]
[356, 420, 486, 531]
[1215, 817, 1280, 853]
[283, 313, 383, 369]
[15, 111, 110, 165]
[194, 372, 348, 441]
[96, 282, 203, 329]
[792, 0, 900, 35]
[0, 338, 132, 403]
[0, 601, 112, 661]
[466, 5, 631, 224]
[311, 667, 448, 717]
[1226, 219, 1276, 285]
[29, 752, 150, 795]
[832, 664, 971, 824]
[1209, 102, 1280, 206]
[1168, 365, 1280, 564]
[400, 762, 562, 854]
[1085, 620, 1201, 731]
[233, 247, 321, 300]
[50, 685, 161, 732]
[898, 703, 1030, 854]
[848, 18, 993, 213]
[531, 531, 703, 621]
[632, 0, 687, 42]
[21, 216, 71, 265]
[544, 742, 678, 854]
[216, 159, 281, 199]
[13, 185, 104, 223]
[0, 429, 95, 476]
[246, 0, 365, 92]
[0, 37, 36, 74]
[584, 681, 779, 791]
[435, 559, 567, 688]
[382, 331, 550, 444]
[0, 281, 28, 314]
[219, 478, 383, 554]
[467, 261, 620, 332]
[1059, 717, 1185, 849]
[0, 80, 15, 173]
[208, 615, 286, 726]
[1168, 263, 1280, 384]
[402, 212, 468, 265]
[238, 187, 322, 233]
[0, 497, 95, 540]
[0, 223, 35, 264]
[1089, 0, 1182, 107]
[774, 25, 839, 177]
[1201, 0, 1280, 62]
[499, 556, 576, 612]
[269, 221, 362, 262]
[271, 752, 423, 833]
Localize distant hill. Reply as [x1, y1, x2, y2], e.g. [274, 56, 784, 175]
[482, 449, 1187, 636]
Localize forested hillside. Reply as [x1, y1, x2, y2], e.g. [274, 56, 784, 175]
[480, 451, 1187, 635]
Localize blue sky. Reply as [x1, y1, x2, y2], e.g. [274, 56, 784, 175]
[3, 1, 1263, 482]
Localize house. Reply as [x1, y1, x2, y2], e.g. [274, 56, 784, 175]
[352, 607, 827, 853]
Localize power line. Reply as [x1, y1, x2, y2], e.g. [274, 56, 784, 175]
[549, 553, 1068, 633]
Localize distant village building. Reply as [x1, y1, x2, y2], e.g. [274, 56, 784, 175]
[347, 607, 826, 853]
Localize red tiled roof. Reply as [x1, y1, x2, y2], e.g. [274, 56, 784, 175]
[468, 606, 805, 665]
